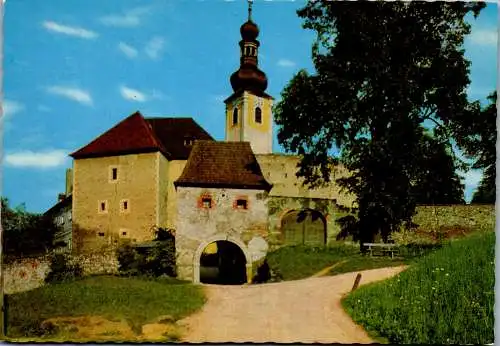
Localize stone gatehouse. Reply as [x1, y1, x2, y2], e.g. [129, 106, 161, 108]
[46, 6, 356, 285]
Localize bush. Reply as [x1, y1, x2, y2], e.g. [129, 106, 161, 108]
[343, 232, 494, 344]
[117, 228, 176, 278]
[45, 253, 83, 283]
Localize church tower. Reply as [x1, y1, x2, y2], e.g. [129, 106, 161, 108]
[224, 1, 273, 154]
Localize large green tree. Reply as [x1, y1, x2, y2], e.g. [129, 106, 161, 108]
[459, 92, 496, 204]
[274, 1, 484, 245]
[1, 197, 57, 256]
[411, 130, 465, 205]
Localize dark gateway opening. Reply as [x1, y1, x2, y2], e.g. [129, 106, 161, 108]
[199, 240, 247, 285]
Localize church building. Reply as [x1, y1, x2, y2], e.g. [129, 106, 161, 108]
[52, 4, 355, 284]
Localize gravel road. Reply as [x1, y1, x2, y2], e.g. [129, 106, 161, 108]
[179, 266, 407, 343]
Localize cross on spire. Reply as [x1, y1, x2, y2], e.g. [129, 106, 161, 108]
[248, 0, 253, 21]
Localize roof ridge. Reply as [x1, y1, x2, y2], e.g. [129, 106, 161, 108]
[145, 116, 195, 120]
[138, 114, 172, 158]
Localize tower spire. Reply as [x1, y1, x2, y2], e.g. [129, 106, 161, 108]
[229, 0, 268, 93]
[248, 0, 253, 21]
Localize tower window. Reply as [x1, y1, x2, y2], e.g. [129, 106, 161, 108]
[255, 107, 262, 124]
[232, 108, 238, 125]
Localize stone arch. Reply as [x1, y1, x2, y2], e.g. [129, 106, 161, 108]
[280, 208, 327, 246]
[193, 235, 252, 284]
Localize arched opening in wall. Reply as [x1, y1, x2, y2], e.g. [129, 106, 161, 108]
[281, 209, 327, 246]
[199, 240, 247, 285]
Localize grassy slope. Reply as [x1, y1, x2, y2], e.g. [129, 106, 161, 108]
[342, 232, 495, 344]
[5, 275, 206, 338]
[266, 244, 408, 281]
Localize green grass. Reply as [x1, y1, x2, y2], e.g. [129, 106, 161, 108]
[266, 243, 410, 281]
[5, 275, 206, 338]
[342, 232, 495, 344]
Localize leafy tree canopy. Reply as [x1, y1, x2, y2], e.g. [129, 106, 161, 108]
[2, 197, 57, 256]
[274, 1, 484, 244]
[458, 92, 497, 204]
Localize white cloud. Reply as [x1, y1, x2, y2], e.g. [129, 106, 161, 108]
[277, 58, 295, 67]
[120, 86, 147, 102]
[118, 42, 138, 58]
[145, 37, 165, 60]
[2, 99, 25, 117]
[46, 86, 93, 106]
[42, 21, 98, 39]
[468, 29, 497, 46]
[100, 6, 151, 27]
[5, 150, 69, 169]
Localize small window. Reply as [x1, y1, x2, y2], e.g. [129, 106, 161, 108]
[120, 199, 130, 213]
[255, 107, 262, 124]
[232, 107, 238, 125]
[98, 200, 108, 214]
[184, 138, 194, 146]
[122, 231, 127, 236]
[202, 197, 212, 209]
[112, 168, 118, 180]
[236, 199, 248, 210]
[98, 232, 105, 237]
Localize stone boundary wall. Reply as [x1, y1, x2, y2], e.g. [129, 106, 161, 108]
[3, 249, 119, 294]
[413, 204, 495, 231]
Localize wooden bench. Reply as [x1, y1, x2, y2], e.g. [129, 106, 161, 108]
[363, 243, 399, 258]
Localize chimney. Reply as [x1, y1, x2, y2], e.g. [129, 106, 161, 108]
[65, 168, 73, 196]
[58, 193, 66, 203]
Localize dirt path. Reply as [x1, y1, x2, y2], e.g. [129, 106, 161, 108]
[178, 266, 407, 343]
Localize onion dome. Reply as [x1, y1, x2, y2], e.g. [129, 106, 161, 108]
[240, 20, 259, 41]
[230, 67, 268, 93]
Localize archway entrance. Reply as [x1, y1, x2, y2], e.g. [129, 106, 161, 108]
[199, 240, 247, 285]
[281, 209, 326, 246]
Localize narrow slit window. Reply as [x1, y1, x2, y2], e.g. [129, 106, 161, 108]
[123, 201, 128, 210]
[111, 168, 118, 180]
[100, 202, 106, 212]
[255, 107, 262, 124]
[232, 108, 238, 125]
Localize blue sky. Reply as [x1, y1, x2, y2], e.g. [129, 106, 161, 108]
[2, 0, 497, 213]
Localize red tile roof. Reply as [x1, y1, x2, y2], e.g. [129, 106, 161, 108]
[147, 118, 213, 160]
[175, 140, 272, 190]
[70, 111, 214, 160]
